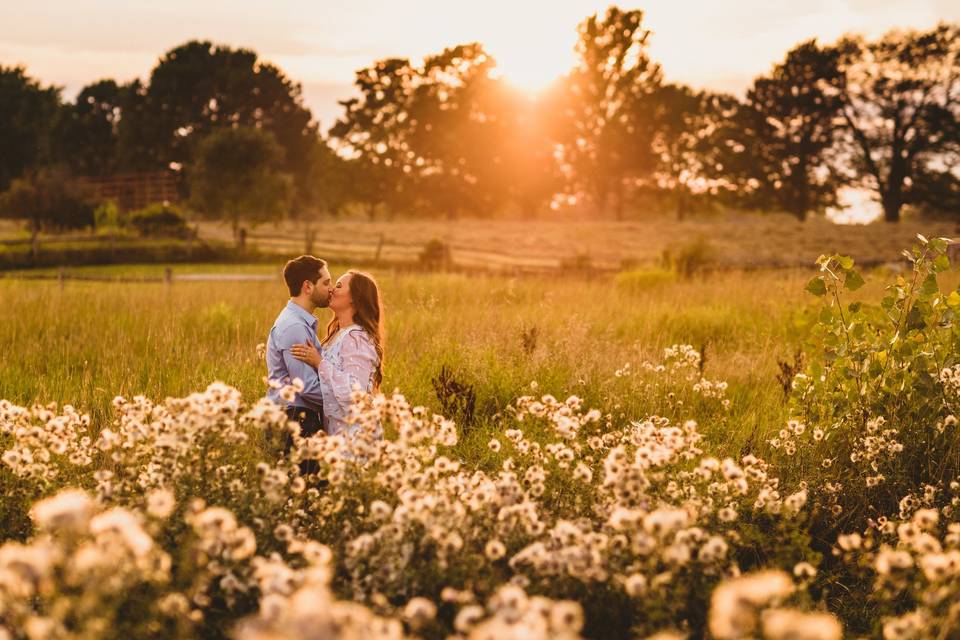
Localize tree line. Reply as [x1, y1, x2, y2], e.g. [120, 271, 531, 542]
[1, 6, 958, 238]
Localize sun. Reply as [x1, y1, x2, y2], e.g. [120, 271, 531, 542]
[491, 46, 574, 93]
[480, 23, 578, 94]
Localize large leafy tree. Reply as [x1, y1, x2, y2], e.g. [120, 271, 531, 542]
[829, 24, 960, 222]
[0, 169, 95, 255]
[140, 41, 316, 201]
[559, 7, 662, 219]
[406, 43, 513, 218]
[329, 58, 419, 218]
[650, 83, 715, 219]
[189, 127, 291, 247]
[52, 79, 124, 177]
[738, 40, 844, 220]
[0, 66, 60, 191]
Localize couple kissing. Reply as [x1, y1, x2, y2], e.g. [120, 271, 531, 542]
[265, 255, 385, 450]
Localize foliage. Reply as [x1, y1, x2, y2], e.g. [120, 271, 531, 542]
[779, 236, 960, 537]
[828, 24, 960, 222]
[189, 127, 291, 246]
[718, 40, 845, 221]
[557, 7, 662, 219]
[615, 267, 677, 293]
[128, 203, 191, 239]
[418, 238, 453, 269]
[0, 169, 96, 235]
[661, 237, 716, 279]
[52, 79, 125, 178]
[0, 66, 60, 191]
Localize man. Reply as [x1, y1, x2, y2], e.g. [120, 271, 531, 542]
[266, 255, 333, 468]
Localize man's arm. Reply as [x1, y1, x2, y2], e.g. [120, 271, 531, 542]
[277, 324, 325, 407]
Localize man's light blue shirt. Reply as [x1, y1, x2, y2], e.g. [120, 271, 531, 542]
[265, 300, 324, 412]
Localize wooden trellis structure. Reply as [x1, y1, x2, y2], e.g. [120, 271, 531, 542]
[80, 171, 181, 212]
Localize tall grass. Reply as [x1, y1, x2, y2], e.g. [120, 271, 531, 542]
[0, 264, 839, 455]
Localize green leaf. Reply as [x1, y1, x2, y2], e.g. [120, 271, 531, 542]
[933, 254, 950, 273]
[837, 255, 855, 270]
[921, 273, 939, 296]
[844, 270, 865, 292]
[849, 302, 862, 313]
[806, 276, 828, 296]
[947, 291, 960, 309]
[906, 306, 926, 331]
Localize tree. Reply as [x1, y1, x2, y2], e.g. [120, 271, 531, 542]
[0, 169, 95, 256]
[297, 138, 353, 219]
[739, 40, 844, 220]
[406, 43, 512, 218]
[829, 24, 960, 222]
[329, 58, 419, 218]
[189, 127, 291, 248]
[559, 7, 662, 219]
[650, 84, 713, 219]
[141, 41, 317, 200]
[0, 66, 60, 191]
[53, 79, 124, 177]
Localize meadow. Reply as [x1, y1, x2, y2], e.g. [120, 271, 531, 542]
[2, 238, 960, 639]
[0, 262, 820, 452]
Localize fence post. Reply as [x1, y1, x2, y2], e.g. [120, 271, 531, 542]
[374, 233, 385, 264]
[164, 267, 173, 286]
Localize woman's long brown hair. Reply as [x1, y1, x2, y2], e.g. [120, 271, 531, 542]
[321, 270, 384, 390]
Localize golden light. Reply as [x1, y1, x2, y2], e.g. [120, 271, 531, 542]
[490, 44, 577, 93]
[474, 6, 582, 94]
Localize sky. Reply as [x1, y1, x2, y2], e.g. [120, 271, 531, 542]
[3, 0, 960, 132]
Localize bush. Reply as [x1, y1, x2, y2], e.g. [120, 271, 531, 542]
[93, 200, 127, 232]
[775, 236, 960, 534]
[560, 252, 593, 271]
[419, 237, 452, 269]
[615, 266, 677, 292]
[128, 203, 191, 238]
[0, 169, 96, 232]
[661, 236, 715, 279]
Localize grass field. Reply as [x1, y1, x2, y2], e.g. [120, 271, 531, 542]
[1, 262, 831, 454]
[202, 213, 959, 270]
[4, 212, 957, 273]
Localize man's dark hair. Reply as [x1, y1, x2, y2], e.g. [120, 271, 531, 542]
[283, 255, 327, 296]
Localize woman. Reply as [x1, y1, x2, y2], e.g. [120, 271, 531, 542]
[290, 270, 384, 438]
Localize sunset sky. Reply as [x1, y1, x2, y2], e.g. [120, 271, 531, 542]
[3, 0, 959, 131]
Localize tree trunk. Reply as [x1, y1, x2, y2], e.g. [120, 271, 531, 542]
[882, 199, 902, 223]
[676, 190, 689, 221]
[232, 216, 247, 249]
[882, 179, 904, 223]
[29, 223, 40, 261]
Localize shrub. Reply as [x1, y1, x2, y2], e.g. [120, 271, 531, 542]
[560, 252, 593, 271]
[775, 236, 960, 534]
[93, 200, 127, 232]
[661, 237, 715, 279]
[0, 169, 96, 233]
[419, 237, 452, 269]
[615, 267, 677, 292]
[128, 203, 191, 238]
